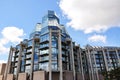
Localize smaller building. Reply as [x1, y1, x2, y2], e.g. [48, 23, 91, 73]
[0, 63, 6, 80]
[83, 45, 120, 80]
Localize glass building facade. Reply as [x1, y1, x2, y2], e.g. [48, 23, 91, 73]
[3, 11, 120, 80]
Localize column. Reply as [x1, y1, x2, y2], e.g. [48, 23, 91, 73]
[70, 41, 76, 80]
[115, 49, 120, 66]
[58, 30, 63, 80]
[4, 46, 13, 80]
[92, 49, 99, 80]
[78, 47, 85, 80]
[30, 40, 35, 80]
[102, 48, 108, 71]
[49, 29, 52, 80]
[87, 49, 95, 80]
[16, 43, 23, 80]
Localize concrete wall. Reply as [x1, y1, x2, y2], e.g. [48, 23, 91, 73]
[0, 75, 3, 80]
[52, 72, 59, 80]
[77, 72, 83, 80]
[0, 63, 6, 75]
[6, 74, 13, 80]
[63, 71, 73, 80]
[18, 73, 27, 80]
[33, 71, 45, 80]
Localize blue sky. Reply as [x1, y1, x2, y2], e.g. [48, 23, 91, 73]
[0, 0, 120, 63]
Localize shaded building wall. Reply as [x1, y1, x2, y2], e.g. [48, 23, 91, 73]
[0, 63, 6, 80]
[0, 63, 6, 75]
[84, 45, 120, 80]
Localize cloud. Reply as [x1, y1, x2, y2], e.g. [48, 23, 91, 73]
[88, 34, 106, 43]
[1, 27, 24, 43]
[0, 26, 25, 55]
[0, 60, 7, 63]
[59, 0, 120, 33]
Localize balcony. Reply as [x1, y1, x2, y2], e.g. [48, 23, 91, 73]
[39, 46, 49, 50]
[40, 40, 49, 44]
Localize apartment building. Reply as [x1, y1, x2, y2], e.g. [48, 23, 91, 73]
[2, 11, 120, 80]
[3, 11, 84, 80]
[83, 45, 120, 80]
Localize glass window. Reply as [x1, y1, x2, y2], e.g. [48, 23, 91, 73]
[40, 33, 49, 42]
[26, 54, 31, 58]
[48, 19, 58, 26]
[28, 40, 33, 47]
[15, 62, 18, 66]
[34, 53, 38, 64]
[40, 56, 49, 61]
[25, 66, 31, 73]
[41, 27, 49, 35]
[34, 64, 38, 71]
[52, 61, 58, 70]
[13, 68, 17, 75]
[15, 57, 18, 61]
[52, 41, 57, 47]
[52, 54, 57, 60]
[40, 43, 49, 48]
[39, 62, 48, 71]
[40, 49, 49, 55]
[26, 60, 31, 64]
[34, 48, 39, 53]
[20, 65, 24, 72]
[27, 48, 32, 52]
[52, 48, 58, 54]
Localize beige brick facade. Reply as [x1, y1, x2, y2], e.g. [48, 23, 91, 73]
[0, 75, 3, 80]
[33, 71, 45, 80]
[18, 73, 27, 80]
[0, 63, 6, 75]
[6, 74, 13, 80]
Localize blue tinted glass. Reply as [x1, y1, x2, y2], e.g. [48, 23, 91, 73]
[39, 62, 48, 70]
[40, 33, 49, 42]
[40, 43, 49, 48]
[52, 41, 57, 47]
[34, 53, 38, 63]
[52, 61, 57, 70]
[40, 49, 49, 55]
[28, 40, 33, 47]
[41, 27, 49, 35]
[25, 66, 31, 73]
[52, 48, 58, 54]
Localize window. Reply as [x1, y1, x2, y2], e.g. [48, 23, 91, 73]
[13, 68, 17, 75]
[28, 40, 33, 47]
[40, 43, 49, 48]
[52, 41, 57, 47]
[26, 60, 31, 64]
[39, 62, 48, 71]
[40, 56, 49, 61]
[26, 54, 31, 58]
[25, 66, 31, 73]
[34, 64, 38, 71]
[52, 54, 57, 60]
[40, 49, 49, 55]
[52, 48, 58, 54]
[52, 61, 58, 70]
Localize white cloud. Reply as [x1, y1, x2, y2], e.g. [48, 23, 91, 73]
[0, 60, 7, 63]
[1, 27, 24, 43]
[59, 0, 120, 33]
[0, 26, 25, 55]
[88, 34, 106, 43]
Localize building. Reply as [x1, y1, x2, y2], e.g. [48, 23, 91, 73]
[2, 11, 120, 80]
[0, 63, 6, 80]
[83, 45, 120, 80]
[3, 10, 84, 80]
